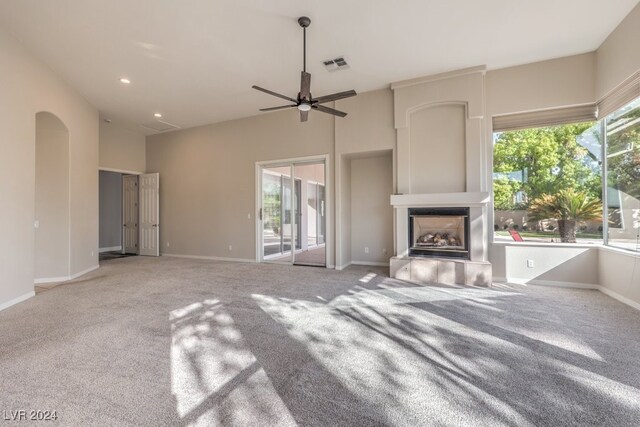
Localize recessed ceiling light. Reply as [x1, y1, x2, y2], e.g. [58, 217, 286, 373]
[154, 113, 162, 118]
[119, 77, 131, 84]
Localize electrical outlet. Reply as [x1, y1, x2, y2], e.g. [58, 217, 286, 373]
[382, 248, 387, 255]
[166, 242, 170, 247]
[247, 213, 251, 219]
[364, 247, 369, 254]
[228, 245, 233, 252]
[527, 259, 534, 268]
[34, 220, 39, 228]
[91, 251, 94, 257]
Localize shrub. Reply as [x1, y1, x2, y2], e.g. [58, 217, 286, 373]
[528, 189, 602, 243]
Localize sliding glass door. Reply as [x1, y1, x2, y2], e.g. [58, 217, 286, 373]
[259, 159, 326, 266]
[261, 166, 292, 261]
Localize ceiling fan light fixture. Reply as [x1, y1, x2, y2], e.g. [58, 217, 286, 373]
[298, 102, 312, 112]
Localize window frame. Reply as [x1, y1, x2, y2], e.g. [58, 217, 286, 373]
[490, 115, 603, 246]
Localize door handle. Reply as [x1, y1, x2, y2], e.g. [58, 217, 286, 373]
[259, 208, 262, 221]
[152, 224, 159, 227]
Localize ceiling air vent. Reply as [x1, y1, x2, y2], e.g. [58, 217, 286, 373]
[323, 57, 349, 72]
[140, 120, 180, 133]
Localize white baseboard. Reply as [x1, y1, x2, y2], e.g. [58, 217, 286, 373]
[34, 265, 100, 284]
[34, 275, 70, 284]
[71, 265, 100, 280]
[162, 253, 256, 263]
[0, 291, 35, 312]
[500, 277, 599, 289]
[530, 279, 599, 289]
[493, 276, 640, 312]
[336, 261, 352, 271]
[352, 261, 390, 267]
[598, 286, 640, 312]
[99, 246, 122, 253]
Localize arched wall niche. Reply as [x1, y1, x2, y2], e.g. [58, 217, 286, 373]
[408, 102, 467, 194]
[35, 111, 70, 280]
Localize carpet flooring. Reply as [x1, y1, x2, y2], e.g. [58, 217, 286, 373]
[1, 256, 640, 426]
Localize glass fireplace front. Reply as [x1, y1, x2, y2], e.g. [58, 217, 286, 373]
[408, 207, 470, 259]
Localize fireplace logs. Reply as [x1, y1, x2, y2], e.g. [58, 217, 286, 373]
[408, 207, 470, 259]
[416, 232, 461, 247]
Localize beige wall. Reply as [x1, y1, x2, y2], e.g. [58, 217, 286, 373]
[598, 249, 640, 307]
[596, 3, 640, 99]
[146, 108, 334, 263]
[492, 245, 600, 286]
[338, 157, 352, 268]
[350, 154, 393, 265]
[409, 104, 466, 194]
[35, 112, 70, 279]
[335, 89, 396, 268]
[335, 89, 396, 155]
[486, 53, 596, 116]
[0, 27, 98, 308]
[99, 121, 146, 173]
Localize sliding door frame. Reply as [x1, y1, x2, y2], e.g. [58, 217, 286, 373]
[255, 154, 331, 267]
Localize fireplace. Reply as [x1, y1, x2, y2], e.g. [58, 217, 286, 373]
[390, 193, 491, 286]
[408, 207, 470, 259]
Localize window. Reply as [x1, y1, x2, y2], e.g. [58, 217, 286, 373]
[493, 121, 603, 244]
[604, 97, 640, 252]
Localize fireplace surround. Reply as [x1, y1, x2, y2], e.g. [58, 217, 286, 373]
[389, 68, 491, 287]
[390, 192, 492, 287]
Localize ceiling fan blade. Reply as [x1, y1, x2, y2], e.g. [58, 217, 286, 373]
[312, 90, 357, 104]
[300, 71, 311, 100]
[252, 85, 297, 103]
[259, 105, 297, 112]
[300, 110, 309, 122]
[312, 104, 347, 118]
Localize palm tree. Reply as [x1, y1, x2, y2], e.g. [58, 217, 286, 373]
[528, 189, 602, 243]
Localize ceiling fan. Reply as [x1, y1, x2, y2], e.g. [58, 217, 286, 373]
[252, 16, 357, 122]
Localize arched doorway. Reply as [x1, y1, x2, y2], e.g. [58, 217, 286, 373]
[35, 112, 70, 281]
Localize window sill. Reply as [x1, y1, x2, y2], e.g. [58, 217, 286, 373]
[491, 241, 601, 249]
[491, 241, 640, 257]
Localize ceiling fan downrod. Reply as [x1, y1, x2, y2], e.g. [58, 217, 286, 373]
[298, 16, 311, 73]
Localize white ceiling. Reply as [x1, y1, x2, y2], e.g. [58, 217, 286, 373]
[1, 0, 638, 134]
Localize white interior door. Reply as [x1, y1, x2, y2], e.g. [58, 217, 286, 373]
[139, 173, 160, 256]
[122, 174, 139, 254]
